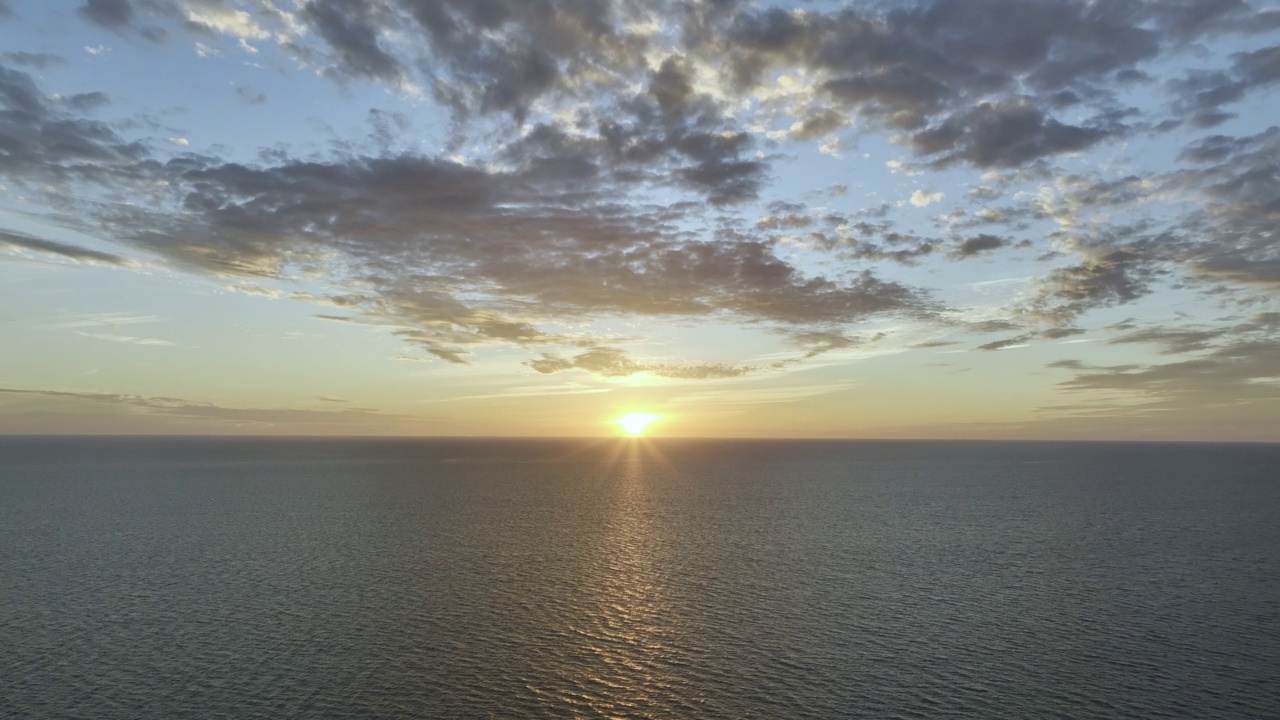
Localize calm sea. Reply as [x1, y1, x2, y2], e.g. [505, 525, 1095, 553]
[2, 437, 1278, 719]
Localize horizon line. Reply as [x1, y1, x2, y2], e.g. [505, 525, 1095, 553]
[1, 434, 1277, 446]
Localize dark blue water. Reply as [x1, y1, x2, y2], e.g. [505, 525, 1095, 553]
[2, 438, 1278, 719]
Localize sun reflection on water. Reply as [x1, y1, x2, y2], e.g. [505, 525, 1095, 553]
[542, 439, 684, 716]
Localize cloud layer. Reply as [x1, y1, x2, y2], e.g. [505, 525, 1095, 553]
[2, 0, 1277, 404]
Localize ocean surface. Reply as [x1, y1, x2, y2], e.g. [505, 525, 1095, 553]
[2, 437, 1278, 719]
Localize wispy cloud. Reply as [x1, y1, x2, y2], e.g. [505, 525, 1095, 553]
[1, 229, 133, 267]
[74, 332, 174, 346]
[0, 387, 423, 428]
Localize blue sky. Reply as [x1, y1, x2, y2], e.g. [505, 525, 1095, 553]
[1, 0, 1278, 439]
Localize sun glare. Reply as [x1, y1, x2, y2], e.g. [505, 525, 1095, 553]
[617, 413, 658, 436]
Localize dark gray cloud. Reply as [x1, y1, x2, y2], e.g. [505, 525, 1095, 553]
[909, 97, 1116, 168]
[911, 340, 958, 349]
[1108, 326, 1232, 354]
[953, 233, 1007, 258]
[1164, 127, 1280, 290]
[301, 0, 404, 84]
[674, 131, 767, 205]
[1023, 232, 1172, 327]
[497, 94, 769, 206]
[234, 85, 267, 105]
[354, 0, 652, 121]
[968, 128, 1276, 334]
[974, 325, 1088, 349]
[59, 91, 111, 112]
[796, 215, 940, 265]
[1042, 247, 1159, 305]
[966, 319, 1023, 333]
[1168, 44, 1280, 126]
[0, 64, 147, 189]
[1152, 0, 1254, 38]
[0, 228, 132, 266]
[78, 136, 929, 366]
[686, 0, 1173, 167]
[78, 0, 134, 29]
[94, 0, 1258, 175]
[1179, 132, 1254, 164]
[0, 52, 64, 68]
[1041, 327, 1085, 340]
[977, 334, 1034, 351]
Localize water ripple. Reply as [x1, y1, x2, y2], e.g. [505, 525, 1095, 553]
[2, 438, 1278, 718]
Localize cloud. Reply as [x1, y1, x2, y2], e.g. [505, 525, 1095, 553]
[0, 63, 147, 191]
[1044, 314, 1280, 421]
[1108, 326, 1231, 354]
[1051, 339, 1280, 410]
[0, 228, 132, 266]
[910, 189, 942, 207]
[234, 85, 267, 105]
[0, 52, 64, 69]
[78, 0, 133, 29]
[527, 347, 756, 380]
[911, 340, 958, 349]
[2, 0, 1278, 389]
[964, 319, 1022, 334]
[185, 0, 270, 40]
[976, 334, 1034, 351]
[1026, 236, 1168, 326]
[908, 97, 1117, 168]
[1168, 44, 1280, 127]
[698, 0, 1162, 170]
[74, 331, 174, 346]
[1041, 327, 1085, 340]
[952, 233, 1006, 258]
[0, 387, 419, 428]
[300, 0, 404, 84]
[787, 329, 864, 358]
[75, 0, 1189, 174]
[56, 312, 164, 329]
[89, 141, 932, 363]
[1172, 127, 1280, 291]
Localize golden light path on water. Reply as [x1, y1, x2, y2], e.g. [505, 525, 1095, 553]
[530, 438, 686, 715]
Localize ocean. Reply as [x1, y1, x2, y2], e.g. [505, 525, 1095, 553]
[2, 437, 1278, 719]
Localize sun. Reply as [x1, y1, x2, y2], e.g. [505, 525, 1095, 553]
[616, 413, 658, 436]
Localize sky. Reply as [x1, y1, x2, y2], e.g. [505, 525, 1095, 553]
[0, 0, 1278, 440]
